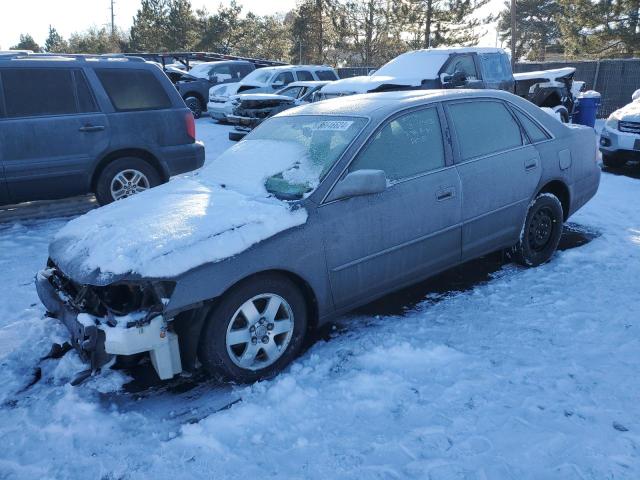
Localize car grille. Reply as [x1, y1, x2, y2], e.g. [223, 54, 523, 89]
[619, 121, 640, 134]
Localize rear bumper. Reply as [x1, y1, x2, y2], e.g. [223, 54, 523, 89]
[159, 141, 205, 177]
[35, 269, 181, 380]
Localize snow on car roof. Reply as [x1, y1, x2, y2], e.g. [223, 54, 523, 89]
[288, 81, 332, 87]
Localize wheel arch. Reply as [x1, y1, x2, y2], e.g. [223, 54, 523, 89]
[172, 268, 320, 372]
[537, 179, 570, 221]
[91, 148, 169, 192]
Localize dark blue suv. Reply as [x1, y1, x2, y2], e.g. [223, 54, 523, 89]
[0, 54, 205, 205]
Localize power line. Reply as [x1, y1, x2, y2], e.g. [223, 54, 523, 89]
[110, 0, 116, 36]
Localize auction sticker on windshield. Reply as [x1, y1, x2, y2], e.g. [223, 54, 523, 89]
[315, 120, 355, 131]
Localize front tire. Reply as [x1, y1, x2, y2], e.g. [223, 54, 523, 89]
[512, 193, 563, 267]
[198, 274, 308, 383]
[229, 130, 246, 141]
[95, 157, 162, 205]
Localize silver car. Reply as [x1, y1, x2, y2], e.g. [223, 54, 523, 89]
[36, 90, 601, 384]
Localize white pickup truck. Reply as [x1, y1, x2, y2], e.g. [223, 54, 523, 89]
[321, 47, 583, 122]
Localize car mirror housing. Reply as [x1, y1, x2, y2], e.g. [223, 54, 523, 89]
[327, 169, 387, 202]
[272, 80, 285, 88]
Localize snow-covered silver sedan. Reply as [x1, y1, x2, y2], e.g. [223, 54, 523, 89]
[36, 90, 601, 384]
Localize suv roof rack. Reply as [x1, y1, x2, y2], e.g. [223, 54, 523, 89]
[0, 52, 146, 62]
[128, 51, 287, 70]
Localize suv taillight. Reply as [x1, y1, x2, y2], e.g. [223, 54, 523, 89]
[185, 112, 196, 142]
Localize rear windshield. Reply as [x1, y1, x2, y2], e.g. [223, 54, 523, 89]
[95, 68, 172, 111]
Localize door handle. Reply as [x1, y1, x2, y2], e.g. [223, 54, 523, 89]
[524, 158, 538, 171]
[436, 187, 455, 201]
[79, 125, 105, 132]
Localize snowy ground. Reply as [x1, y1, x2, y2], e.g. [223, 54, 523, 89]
[1, 119, 640, 479]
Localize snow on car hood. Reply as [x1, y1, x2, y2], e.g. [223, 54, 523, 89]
[609, 99, 640, 123]
[51, 141, 309, 281]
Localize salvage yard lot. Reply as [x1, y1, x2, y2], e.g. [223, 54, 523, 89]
[0, 119, 639, 479]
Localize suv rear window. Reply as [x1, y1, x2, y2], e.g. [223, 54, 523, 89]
[1, 68, 77, 118]
[95, 68, 171, 111]
[316, 70, 338, 81]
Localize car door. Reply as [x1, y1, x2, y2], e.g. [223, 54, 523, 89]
[0, 67, 109, 203]
[445, 98, 542, 260]
[319, 105, 462, 309]
[440, 54, 484, 89]
[0, 82, 9, 205]
[270, 71, 295, 92]
[479, 52, 515, 92]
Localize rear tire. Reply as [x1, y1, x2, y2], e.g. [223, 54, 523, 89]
[512, 193, 563, 267]
[95, 157, 162, 206]
[184, 96, 203, 119]
[198, 273, 308, 383]
[602, 153, 627, 168]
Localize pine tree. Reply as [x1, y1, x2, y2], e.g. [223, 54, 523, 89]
[400, 0, 490, 49]
[496, 0, 562, 61]
[10, 34, 41, 52]
[558, 0, 640, 57]
[130, 0, 169, 52]
[165, 0, 196, 51]
[44, 26, 68, 53]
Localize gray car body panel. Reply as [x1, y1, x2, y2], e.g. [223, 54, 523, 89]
[48, 89, 600, 326]
[0, 58, 205, 205]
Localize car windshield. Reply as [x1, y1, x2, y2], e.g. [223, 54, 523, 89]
[242, 68, 276, 84]
[246, 115, 367, 200]
[189, 63, 213, 79]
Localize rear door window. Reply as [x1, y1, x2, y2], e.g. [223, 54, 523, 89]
[316, 70, 338, 81]
[447, 100, 524, 160]
[95, 68, 172, 111]
[480, 53, 509, 82]
[513, 108, 550, 143]
[350, 107, 445, 181]
[73, 70, 99, 113]
[296, 70, 314, 81]
[1, 68, 77, 117]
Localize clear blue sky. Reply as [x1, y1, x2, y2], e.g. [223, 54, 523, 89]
[0, 0, 503, 50]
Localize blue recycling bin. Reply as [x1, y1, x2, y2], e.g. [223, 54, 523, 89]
[573, 91, 601, 128]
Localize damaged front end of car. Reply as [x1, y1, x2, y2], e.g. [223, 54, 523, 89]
[35, 259, 182, 385]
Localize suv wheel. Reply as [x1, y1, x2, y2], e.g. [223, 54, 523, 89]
[602, 153, 627, 168]
[512, 193, 563, 267]
[184, 96, 203, 118]
[198, 273, 308, 383]
[95, 157, 162, 205]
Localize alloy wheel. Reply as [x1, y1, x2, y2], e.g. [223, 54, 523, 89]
[225, 294, 295, 371]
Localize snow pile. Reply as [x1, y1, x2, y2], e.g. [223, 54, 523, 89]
[52, 140, 309, 278]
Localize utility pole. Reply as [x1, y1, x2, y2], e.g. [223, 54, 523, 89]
[110, 0, 116, 37]
[510, 0, 516, 70]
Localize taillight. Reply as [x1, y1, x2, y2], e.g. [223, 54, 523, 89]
[185, 112, 196, 142]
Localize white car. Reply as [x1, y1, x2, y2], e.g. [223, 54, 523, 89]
[207, 82, 241, 122]
[599, 92, 640, 167]
[235, 65, 338, 95]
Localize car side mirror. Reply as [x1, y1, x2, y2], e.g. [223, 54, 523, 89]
[327, 170, 387, 202]
[441, 71, 466, 86]
[272, 80, 285, 88]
